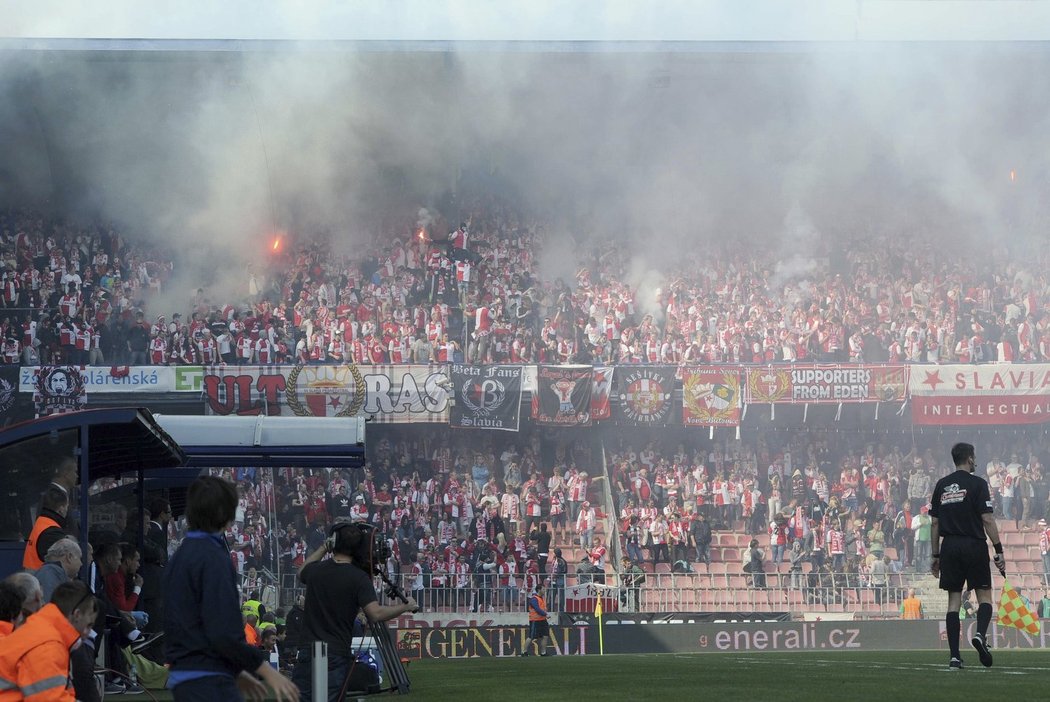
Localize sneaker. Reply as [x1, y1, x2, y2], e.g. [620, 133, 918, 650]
[104, 680, 126, 694]
[971, 633, 993, 668]
[131, 632, 163, 653]
[124, 682, 146, 694]
[520, 652, 530, 657]
[948, 657, 963, 670]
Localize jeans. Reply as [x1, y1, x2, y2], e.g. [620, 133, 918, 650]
[173, 675, 242, 702]
[292, 651, 356, 702]
[580, 528, 594, 549]
[626, 542, 644, 564]
[771, 543, 785, 565]
[695, 543, 710, 564]
[914, 540, 931, 571]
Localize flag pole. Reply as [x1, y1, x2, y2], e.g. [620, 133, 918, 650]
[595, 595, 604, 655]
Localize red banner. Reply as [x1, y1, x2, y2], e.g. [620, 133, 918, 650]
[910, 364, 1050, 425]
[682, 367, 741, 427]
[591, 366, 613, 421]
[744, 365, 908, 404]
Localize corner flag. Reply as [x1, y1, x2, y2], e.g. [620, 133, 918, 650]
[997, 580, 1040, 635]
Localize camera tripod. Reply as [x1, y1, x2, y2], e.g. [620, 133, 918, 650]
[369, 569, 414, 695]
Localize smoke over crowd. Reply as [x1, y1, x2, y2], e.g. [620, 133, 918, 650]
[0, 43, 1046, 300]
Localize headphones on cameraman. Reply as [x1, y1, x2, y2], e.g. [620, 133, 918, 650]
[327, 521, 378, 565]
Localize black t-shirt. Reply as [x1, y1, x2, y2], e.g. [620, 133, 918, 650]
[299, 560, 378, 656]
[929, 469, 993, 540]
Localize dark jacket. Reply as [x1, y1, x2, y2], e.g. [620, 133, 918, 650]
[164, 532, 265, 676]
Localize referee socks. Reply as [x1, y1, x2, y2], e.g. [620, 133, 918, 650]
[945, 611, 961, 659]
[976, 602, 993, 637]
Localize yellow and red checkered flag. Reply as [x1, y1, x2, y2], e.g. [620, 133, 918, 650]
[998, 580, 1040, 635]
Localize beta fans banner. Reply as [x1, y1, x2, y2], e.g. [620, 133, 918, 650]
[532, 365, 593, 426]
[450, 364, 523, 431]
[682, 367, 741, 427]
[910, 363, 1050, 425]
[744, 365, 909, 404]
[32, 366, 87, 417]
[200, 364, 450, 423]
[616, 366, 674, 426]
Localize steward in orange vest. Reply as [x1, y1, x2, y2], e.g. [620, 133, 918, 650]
[23, 489, 69, 571]
[0, 580, 96, 702]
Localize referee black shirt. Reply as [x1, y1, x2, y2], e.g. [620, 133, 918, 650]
[929, 469, 993, 539]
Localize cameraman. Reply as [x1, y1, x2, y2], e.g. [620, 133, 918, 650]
[291, 523, 417, 701]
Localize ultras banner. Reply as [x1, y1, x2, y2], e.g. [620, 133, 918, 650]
[198, 364, 450, 422]
[0, 364, 31, 427]
[531, 365, 593, 426]
[910, 363, 1050, 425]
[32, 366, 87, 417]
[615, 366, 675, 426]
[450, 364, 523, 431]
[681, 367, 742, 427]
[744, 365, 909, 404]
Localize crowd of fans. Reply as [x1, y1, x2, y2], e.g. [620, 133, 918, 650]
[185, 428, 604, 613]
[4, 199, 1050, 370]
[609, 431, 1050, 591]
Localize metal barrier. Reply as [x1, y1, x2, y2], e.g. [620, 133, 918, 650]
[356, 569, 1050, 617]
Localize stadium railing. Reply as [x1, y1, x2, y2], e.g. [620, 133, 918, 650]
[362, 570, 1050, 618]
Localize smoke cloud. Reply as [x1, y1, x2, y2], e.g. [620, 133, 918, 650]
[0, 41, 1046, 306]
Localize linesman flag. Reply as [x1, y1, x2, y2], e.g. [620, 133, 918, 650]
[997, 580, 1040, 635]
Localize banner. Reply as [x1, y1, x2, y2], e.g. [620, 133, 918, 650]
[20, 365, 177, 393]
[591, 366, 613, 421]
[681, 367, 741, 427]
[395, 625, 589, 659]
[450, 364, 523, 431]
[616, 366, 674, 425]
[564, 582, 619, 614]
[201, 364, 450, 423]
[910, 364, 1050, 425]
[0, 364, 30, 426]
[32, 366, 87, 417]
[744, 365, 909, 404]
[532, 365, 593, 426]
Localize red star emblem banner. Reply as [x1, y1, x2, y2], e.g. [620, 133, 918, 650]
[909, 363, 1050, 425]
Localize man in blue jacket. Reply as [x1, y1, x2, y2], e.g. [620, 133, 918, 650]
[164, 476, 299, 702]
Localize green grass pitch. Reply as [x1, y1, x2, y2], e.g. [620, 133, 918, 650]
[407, 650, 1050, 701]
[119, 649, 1049, 701]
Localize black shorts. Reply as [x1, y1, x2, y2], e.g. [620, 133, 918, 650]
[939, 537, 992, 592]
[528, 620, 550, 639]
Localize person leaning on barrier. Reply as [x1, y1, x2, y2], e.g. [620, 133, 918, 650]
[291, 521, 417, 701]
[620, 557, 646, 612]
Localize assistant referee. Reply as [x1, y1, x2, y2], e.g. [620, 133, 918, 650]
[930, 442, 1006, 670]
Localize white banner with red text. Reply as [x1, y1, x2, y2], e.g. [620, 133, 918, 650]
[910, 363, 1050, 425]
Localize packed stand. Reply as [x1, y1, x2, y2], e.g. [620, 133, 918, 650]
[609, 432, 1050, 597]
[6, 199, 1050, 370]
[206, 427, 610, 614]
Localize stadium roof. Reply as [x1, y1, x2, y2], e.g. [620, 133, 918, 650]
[153, 414, 366, 468]
[0, 407, 186, 481]
[4, 1, 1050, 44]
